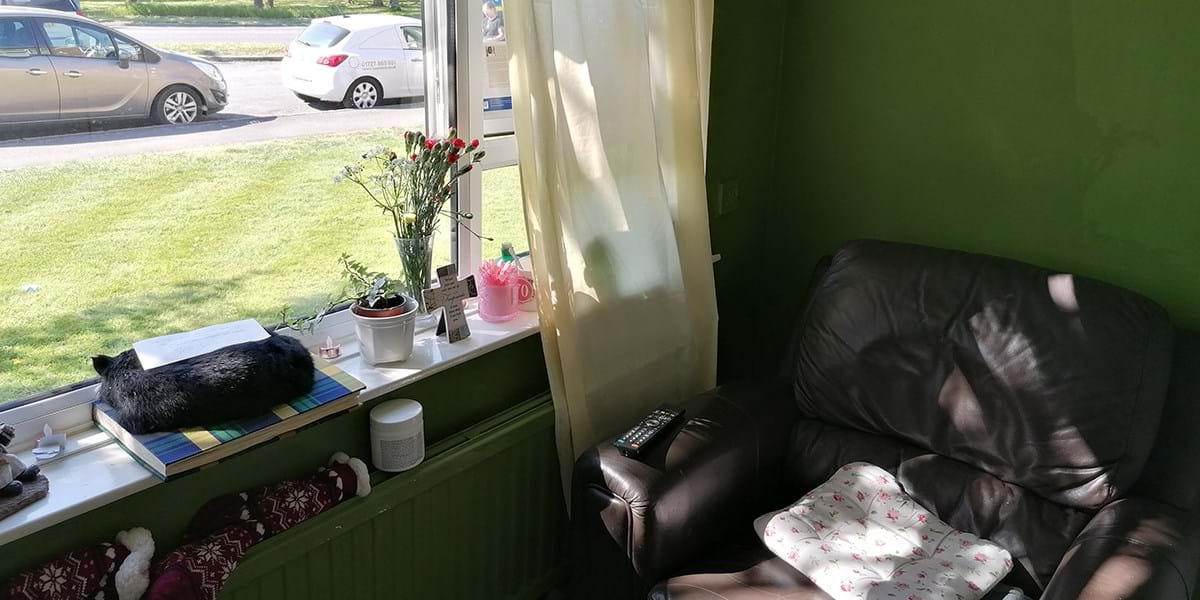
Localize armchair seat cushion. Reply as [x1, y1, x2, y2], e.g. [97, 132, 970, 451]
[754, 462, 1013, 600]
[785, 419, 1091, 591]
[648, 541, 832, 600]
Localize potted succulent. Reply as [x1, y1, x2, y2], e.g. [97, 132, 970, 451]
[335, 129, 487, 329]
[283, 254, 419, 365]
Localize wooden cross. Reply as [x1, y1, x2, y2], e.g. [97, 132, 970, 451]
[423, 264, 478, 343]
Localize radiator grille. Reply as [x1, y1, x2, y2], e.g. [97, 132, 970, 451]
[221, 398, 567, 600]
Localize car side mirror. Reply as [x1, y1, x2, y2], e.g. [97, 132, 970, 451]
[144, 50, 161, 64]
[118, 57, 130, 69]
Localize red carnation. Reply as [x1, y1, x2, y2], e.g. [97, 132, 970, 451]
[470, 139, 480, 148]
[448, 153, 460, 164]
[410, 153, 418, 160]
[425, 139, 435, 149]
[452, 138, 466, 149]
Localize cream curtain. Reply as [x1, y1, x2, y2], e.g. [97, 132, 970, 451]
[506, 0, 717, 498]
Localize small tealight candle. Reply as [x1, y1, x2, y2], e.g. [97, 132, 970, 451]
[319, 336, 341, 359]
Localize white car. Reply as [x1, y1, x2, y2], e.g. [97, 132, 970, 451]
[282, 14, 423, 109]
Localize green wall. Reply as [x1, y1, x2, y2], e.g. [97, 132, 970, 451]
[0, 336, 550, 581]
[706, 0, 788, 380]
[759, 1, 1200, 353]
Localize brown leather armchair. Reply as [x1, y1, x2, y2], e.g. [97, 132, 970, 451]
[571, 240, 1200, 599]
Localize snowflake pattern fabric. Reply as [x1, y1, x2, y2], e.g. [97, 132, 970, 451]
[184, 459, 359, 542]
[754, 462, 1012, 600]
[1, 541, 128, 600]
[145, 522, 266, 600]
[144, 455, 368, 600]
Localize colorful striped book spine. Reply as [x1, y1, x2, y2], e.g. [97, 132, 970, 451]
[95, 360, 365, 478]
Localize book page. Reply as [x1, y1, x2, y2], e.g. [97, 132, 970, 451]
[133, 319, 269, 370]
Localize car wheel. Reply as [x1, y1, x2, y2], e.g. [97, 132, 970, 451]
[344, 79, 382, 109]
[154, 86, 202, 125]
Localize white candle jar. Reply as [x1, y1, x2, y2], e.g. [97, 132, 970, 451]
[369, 398, 425, 472]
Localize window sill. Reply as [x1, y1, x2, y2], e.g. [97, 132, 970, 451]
[0, 305, 540, 546]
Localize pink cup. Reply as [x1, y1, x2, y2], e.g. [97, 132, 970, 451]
[478, 279, 519, 322]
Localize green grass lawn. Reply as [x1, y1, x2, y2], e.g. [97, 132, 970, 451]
[0, 130, 527, 403]
[158, 42, 286, 58]
[83, 0, 417, 25]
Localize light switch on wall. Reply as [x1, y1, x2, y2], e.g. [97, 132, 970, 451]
[714, 178, 741, 216]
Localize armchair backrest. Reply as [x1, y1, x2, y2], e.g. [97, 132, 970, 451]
[790, 240, 1174, 510]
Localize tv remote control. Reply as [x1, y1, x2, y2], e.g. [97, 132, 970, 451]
[613, 405, 685, 458]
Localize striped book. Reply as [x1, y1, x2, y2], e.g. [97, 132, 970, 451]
[94, 359, 365, 479]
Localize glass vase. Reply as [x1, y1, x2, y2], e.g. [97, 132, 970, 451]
[394, 235, 436, 330]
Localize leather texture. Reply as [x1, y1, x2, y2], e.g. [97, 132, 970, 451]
[570, 240, 1200, 600]
[792, 240, 1174, 511]
[647, 542, 831, 600]
[1133, 330, 1200, 511]
[570, 379, 798, 599]
[1041, 498, 1200, 599]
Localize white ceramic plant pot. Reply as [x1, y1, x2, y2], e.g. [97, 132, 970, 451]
[352, 296, 418, 365]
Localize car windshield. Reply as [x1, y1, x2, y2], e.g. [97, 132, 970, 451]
[297, 23, 349, 48]
[5, 0, 76, 9]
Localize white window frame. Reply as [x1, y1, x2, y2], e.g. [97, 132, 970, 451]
[454, 0, 521, 272]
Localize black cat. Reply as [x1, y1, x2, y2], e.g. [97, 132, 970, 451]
[93, 334, 315, 434]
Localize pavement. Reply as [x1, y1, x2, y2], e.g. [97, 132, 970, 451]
[0, 61, 426, 169]
[116, 25, 303, 45]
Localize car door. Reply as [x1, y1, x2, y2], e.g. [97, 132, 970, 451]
[38, 18, 149, 119]
[354, 26, 405, 99]
[400, 26, 423, 97]
[0, 17, 59, 123]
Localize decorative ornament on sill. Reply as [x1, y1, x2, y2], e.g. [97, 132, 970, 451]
[319, 336, 341, 360]
[423, 264, 478, 343]
[499, 242, 537, 313]
[0, 423, 49, 522]
[32, 423, 66, 463]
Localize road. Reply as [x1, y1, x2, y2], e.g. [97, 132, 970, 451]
[0, 61, 426, 169]
[116, 25, 304, 45]
[220, 60, 337, 117]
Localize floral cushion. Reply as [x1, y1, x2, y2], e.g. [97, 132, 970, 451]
[754, 462, 1012, 600]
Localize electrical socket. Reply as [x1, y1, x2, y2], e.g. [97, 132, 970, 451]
[714, 178, 741, 216]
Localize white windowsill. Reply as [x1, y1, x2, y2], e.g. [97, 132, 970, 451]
[0, 305, 540, 547]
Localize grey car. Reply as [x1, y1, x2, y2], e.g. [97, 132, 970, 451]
[0, 7, 227, 125]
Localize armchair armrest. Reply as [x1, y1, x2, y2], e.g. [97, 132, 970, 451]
[1042, 497, 1200, 599]
[569, 379, 797, 598]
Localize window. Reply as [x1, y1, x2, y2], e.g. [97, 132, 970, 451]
[402, 26, 423, 50]
[0, 0, 530, 443]
[453, 0, 525, 269]
[482, 163, 528, 258]
[359, 27, 403, 51]
[296, 23, 349, 48]
[114, 36, 143, 62]
[4, 0, 78, 11]
[0, 19, 38, 58]
[42, 21, 116, 59]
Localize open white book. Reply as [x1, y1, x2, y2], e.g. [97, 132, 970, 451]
[131, 319, 269, 370]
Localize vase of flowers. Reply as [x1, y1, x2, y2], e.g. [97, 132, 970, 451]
[394, 234, 434, 316]
[337, 129, 487, 329]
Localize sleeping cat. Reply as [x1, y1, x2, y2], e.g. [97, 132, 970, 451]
[93, 334, 315, 434]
